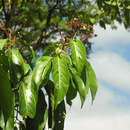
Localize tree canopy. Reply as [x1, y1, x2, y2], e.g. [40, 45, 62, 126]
[0, 0, 130, 130]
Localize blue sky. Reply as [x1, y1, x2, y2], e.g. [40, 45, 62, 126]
[65, 23, 130, 130]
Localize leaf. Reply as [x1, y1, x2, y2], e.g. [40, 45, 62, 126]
[0, 51, 9, 72]
[44, 81, 55, 129]
[0, 39, 7, 50]
[70, 67, 87, 108]
[20, 40, 36, 65]
[0, 107, 5, 129]
[43, 44, 58, 56]
[23, 63, 30, 75]
[70, 40, 86, 74]
[9, 49, 24, 85]
[52, 54, 70, 108]
[86, 60, 98, 102]
[29, 46, 36, 65]
[66, 74, 77, 106]
[9, 49, 30, 87]
[26, 90, 48, 130]
[32, 56, 52, 89]
[97, 0, 102, 9]
[0, 66, 14, 123]
[4, 94, 15, 130]
[123, 10, 129, 29]
[99, 20, 106, 29]
[54, 100, 66, 130]
[19, 72, 38, 118]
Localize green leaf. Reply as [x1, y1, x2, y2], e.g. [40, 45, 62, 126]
[43, 44, 58, 56]
[23, 63, 30, 75]
[0, 94, 14, 130]
[0, 107, 5, 129]
[52, 54, 70, 108]
[20, 40, 36, 65]
[70, 40, 86, 74]
[86, 60, 98, 102]
[54, 100, 66, 130]
[19, 72, 38, 118]
[9, 49, 24, 85]
[123, 10, 129, 29]
[44, 81, 55, 129]
[9, 49, 30, 87]
[4, 94, 15, 130]
[0, 39, 7, 50]
[0, 66, 13, 123]
[70, 67, 87, 108]
[32, 56, 52, 89]
[0, 51, 9, 72]
[66, 74, 77, 106]
[26, 90, 48, 130]
[99, 20, 106, 29]
[29, 46, 36, 65]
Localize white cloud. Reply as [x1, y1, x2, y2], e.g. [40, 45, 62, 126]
[65, 85, 130, 130]
[65, 114, 130, 130]
[64, 23, 130, 130]
[91, 23, 130, 49]
[89, 51, 130, 93]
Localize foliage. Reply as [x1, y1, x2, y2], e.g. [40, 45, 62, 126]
[0, 0, 129, 130]
[0, 38, 98, 130]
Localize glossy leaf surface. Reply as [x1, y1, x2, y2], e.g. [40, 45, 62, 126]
[32, 56, 52, 89]
[19, 72, 38, 118]
[52, 54, 69, 108]
[9, 49, 24, 85]
[70, 40, 86, 74]
[26, 90, 48, 130]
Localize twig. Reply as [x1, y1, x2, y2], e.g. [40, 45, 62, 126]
[35, 0, 62, 49]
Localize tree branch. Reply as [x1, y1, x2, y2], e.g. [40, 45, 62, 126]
[2, 0, 7, 17]
[35, 0, 62, 49]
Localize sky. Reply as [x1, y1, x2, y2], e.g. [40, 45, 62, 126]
[65, 23, 130, 130]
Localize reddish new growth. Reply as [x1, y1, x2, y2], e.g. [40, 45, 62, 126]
[66, 18, 97, 42]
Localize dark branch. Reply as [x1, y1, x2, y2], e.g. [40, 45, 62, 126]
[35, 0, 62, 49]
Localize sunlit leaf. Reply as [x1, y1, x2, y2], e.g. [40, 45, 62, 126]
[0, 107, 5, 129]
[26, 90, 48, 130]
[0, 39, 7, 50]
[19, 72, 38, 118]
[32, 56, 52, 89]
[70, 40, 86, 74]
[9, 49, 24, 85]
[52, 54, 69, 108]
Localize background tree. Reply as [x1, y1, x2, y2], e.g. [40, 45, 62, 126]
[0, 0, 129, 130]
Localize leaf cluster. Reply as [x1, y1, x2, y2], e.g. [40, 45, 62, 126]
[0, 39, 98, 130]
